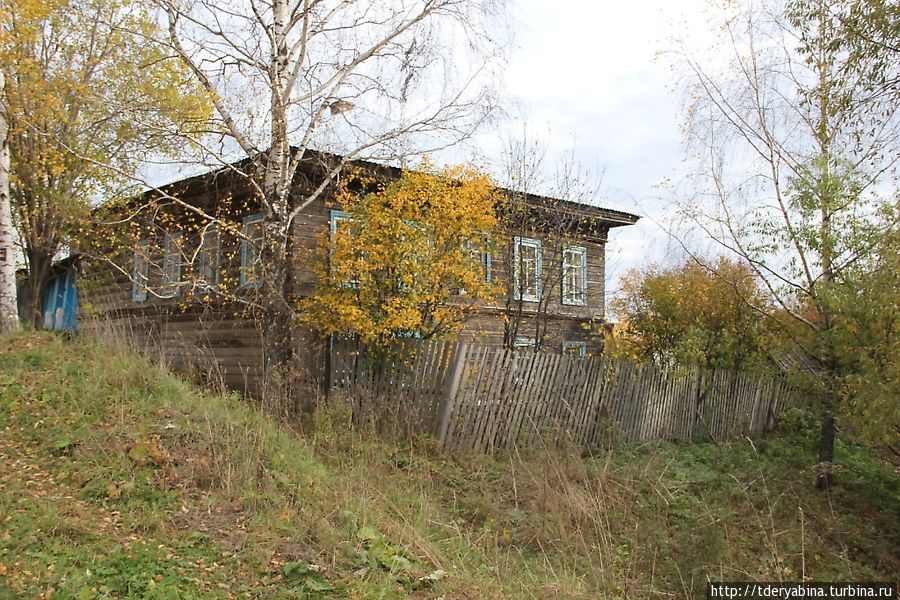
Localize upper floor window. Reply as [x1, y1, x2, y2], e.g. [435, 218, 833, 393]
[240, 213, 264, 288]
[161, 233, 183, 297]
[132, 239, 150, 302]
[459, 238, 492, 294]
[329, 209, 353, 236]
[513, 236, 541, 302]
[329, 210, 358, 287]
[561, 245, 587, 306]
[198, 225, 220, 290]
[481, 251, 493, 283]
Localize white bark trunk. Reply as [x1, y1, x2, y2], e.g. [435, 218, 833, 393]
[0, 71, 20, 334]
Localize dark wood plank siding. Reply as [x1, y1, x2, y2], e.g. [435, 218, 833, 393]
[289, 185, 331, 298]
[80, 164, 624, 396]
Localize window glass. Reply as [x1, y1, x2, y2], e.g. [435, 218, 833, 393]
[562, 340, 587, 358]
[562, 245, 587, 306]
[161, 233, 183, 296]
[241, 214, 264, 287]
[513, 237, 541, 302]
[132, 240, 150, 302]
[329, 210, 358, 287]
[198, 226, 220, 289]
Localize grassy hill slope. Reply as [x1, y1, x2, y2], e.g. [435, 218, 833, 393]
[0, 332, 896, 598]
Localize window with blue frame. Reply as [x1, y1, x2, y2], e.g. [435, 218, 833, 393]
[161, 233, 183, 297]
[513, 236, 541, 302]
[458, 238, 492, 295]
[561, 245, 587, 306]
[132, 240, 150, 302]
[329, 210, 358, 287]
[514, 336, 536, 351]
[198, 225, 221, 290]
[240, 213, 264, 288]
[562, 340, 587, 358]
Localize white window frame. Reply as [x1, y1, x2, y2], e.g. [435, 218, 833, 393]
[513, 236, 542, 303]
[132, 239, 150, 302]
[514, 337, 536, 351]
[459, 238, 492, 295]
[561, 245, 588, 306]
[161, 233, 183, 297]
[198, 225, 221, 291]
[562, 340, 587, 358]
[240, 213, 264, 288]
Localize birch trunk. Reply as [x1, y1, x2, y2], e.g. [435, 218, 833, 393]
[0, 71, 20, 334]
[258, 0, 296, 396]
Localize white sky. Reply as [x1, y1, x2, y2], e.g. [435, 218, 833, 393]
[478, 0, 711, 304]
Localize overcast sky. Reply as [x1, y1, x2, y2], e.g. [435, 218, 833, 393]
[478, 0, 710, 304]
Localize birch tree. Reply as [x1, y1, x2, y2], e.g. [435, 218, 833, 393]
[674, 0, 899, 488]
[0, 71, 18, 334]
[160, 0, 507, 379]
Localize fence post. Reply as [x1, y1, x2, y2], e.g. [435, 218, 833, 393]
[323, 334, 333, 401]
[434, 342, 468, 448]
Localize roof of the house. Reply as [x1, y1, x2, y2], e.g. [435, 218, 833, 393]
[130, 149, 641, 229]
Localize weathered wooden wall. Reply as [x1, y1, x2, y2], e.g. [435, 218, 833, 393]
[329, 339, 794, 453]
[80, 308, 325, 399]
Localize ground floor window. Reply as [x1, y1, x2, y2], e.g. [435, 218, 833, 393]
[514, 336, 536, 350]
[562, 340, 587, 358]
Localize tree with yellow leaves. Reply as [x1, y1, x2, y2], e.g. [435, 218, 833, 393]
[1, 0, 209, 327]
[608, 257, 771, 372]
[302, 163, 501, 346]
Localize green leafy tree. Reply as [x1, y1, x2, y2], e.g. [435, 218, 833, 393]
[301, 163, 501, 346]
[674, 0, 899, 487]
[774, 205, 899, 446]
[0, 0, 209, 327]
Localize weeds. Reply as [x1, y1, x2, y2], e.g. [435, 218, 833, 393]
[0, 332, 896, 598]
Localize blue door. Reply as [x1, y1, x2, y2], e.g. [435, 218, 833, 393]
[41, 271, 78, 332]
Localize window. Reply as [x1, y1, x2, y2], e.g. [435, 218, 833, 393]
[161, 233, 183, 297]
[562, 245, 587, 306]
[198, 225, 220, 290]
[459, 239, 492, 294]
[514, 337, 536, 350]
[132, 240, 150, 302]
[513, 236, 541, 302]
[482, 251, 493, 283]
[329, 210, 358, 287]
[329, 209, 353, 236]
[562, 340, 587, 358]
[240, 213, 264, 288]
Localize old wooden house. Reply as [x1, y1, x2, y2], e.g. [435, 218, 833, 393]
[78, 153, 639, 395]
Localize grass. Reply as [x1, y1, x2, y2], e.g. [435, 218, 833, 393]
[0, 331, 896, 598]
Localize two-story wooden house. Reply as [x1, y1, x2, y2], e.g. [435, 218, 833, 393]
[78, 154, 638, 395]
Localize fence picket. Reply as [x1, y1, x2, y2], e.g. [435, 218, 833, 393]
[323, 339, 793, 453]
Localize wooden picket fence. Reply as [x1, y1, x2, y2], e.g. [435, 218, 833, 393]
[328, 338, 793, 452]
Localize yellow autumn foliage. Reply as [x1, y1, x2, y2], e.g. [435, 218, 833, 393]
[2, 0, 211, 324]
[301, 162, 502, 346]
